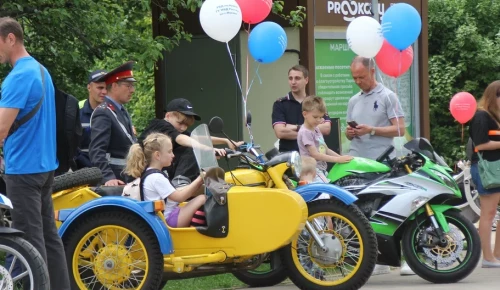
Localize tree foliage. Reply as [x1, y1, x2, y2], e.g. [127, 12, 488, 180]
[428, 0, 500, 163]
[0, 0, 306, 134]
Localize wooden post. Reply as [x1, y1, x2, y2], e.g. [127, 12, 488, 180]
[372, 0, 379, 21]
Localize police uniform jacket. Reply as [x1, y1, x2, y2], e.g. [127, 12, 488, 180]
[272, 92, 331, 152]
[89, 97, 136, 182]
[75, 99, 93, 169]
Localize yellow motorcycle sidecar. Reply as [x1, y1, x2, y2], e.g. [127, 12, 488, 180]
[168, 185, 308, 258]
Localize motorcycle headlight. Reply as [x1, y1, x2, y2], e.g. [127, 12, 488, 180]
[289, 151, 302, 179]
[432, 169, 458, 190]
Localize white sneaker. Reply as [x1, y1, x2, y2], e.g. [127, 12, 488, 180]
[372, 264, 390, 275]
[400, 261, 415, 275]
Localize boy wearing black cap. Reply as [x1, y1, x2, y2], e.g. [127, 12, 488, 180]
[139, 98, 242, 183]
[75, 69, 108, 169]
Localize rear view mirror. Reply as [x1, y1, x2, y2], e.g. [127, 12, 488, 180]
[246, 111, 252, 126]
[208, 117, 224, 134]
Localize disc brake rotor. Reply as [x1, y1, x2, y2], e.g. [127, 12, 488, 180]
[0, 265, 14, 290]
[421, 226, 464, 267]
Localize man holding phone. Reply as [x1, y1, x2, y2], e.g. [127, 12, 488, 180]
[346, 56, 405, 160]
[346, 57, 409, 276]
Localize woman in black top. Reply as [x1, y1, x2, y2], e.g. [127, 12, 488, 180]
[469, 80, 500, 267]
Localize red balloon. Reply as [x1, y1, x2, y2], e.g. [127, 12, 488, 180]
[449, 92, 477, 124]
[235, 0, 273, 24]
[375, 40, 414, 77]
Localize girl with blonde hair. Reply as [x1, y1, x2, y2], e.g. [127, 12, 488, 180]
[124, 132, 206, 228]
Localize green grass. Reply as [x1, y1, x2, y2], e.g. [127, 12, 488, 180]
[163, 273, 245, 290]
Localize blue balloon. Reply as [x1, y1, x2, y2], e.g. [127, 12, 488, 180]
[248, 21, 287, 64]
[381, 3, 422, 50]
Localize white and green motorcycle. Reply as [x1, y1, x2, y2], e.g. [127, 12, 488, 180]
[328, 138, 481, 283]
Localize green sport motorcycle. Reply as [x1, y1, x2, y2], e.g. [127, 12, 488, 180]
[328, 137, 481, 283]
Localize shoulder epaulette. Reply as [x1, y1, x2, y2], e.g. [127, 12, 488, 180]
[95, 103, 107, 110]
[275, 95, 290, 102]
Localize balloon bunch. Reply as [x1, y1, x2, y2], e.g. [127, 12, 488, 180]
[199, 0, 288, 124]
[199, 0, 287, 64]
[346, 3, 421, 78]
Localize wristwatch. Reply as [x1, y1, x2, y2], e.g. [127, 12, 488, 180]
[296, 125, 301, 132]
[370, 127, 376, 136]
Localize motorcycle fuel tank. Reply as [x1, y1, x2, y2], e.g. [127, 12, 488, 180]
[224, 169, 270, 187]
[328, 157, 391, 182]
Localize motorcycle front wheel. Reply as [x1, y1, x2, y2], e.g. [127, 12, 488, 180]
[0, 235, 50, 290]
[280, 199, 377, 290]
[402, 210, 481, 283]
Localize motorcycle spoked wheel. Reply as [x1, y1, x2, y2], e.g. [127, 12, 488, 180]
[0, 236, 50, 290]
[63, 211, 164, 289]
[402, 210, 481, 283]
[280, 199, 377, 290]
[232, 252, 288, 287]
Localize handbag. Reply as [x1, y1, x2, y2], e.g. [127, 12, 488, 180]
[476, 151, 500, 189]
[473, 112, 500, 189]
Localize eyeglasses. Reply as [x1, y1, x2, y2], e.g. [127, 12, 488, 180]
[119, 82, 135, 89]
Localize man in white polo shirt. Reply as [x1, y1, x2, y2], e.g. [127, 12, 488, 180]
[346, 56, 405, 160]
[345, 56, 411, 276]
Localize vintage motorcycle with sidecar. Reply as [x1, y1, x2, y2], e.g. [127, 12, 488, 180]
[206, 114, 377, 290]
[53, 121, 376, 290]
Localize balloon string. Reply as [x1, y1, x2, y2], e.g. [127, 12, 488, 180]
[398, 50, 402, 78]
[245, 23, 251, 103]
[460, 124, 464, 143]
[394, 76, 403, 153]
[226, 42, 243, 96]
[246, 62, 262, 97]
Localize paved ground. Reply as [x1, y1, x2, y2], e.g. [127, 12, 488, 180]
[247, 264, 499, 289]
[247, 231, 500, 290]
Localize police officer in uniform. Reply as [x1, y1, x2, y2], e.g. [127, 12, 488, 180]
[89, 61, 137, 186]
[75, 69, 108, 169]
[272, 65, 331, 152]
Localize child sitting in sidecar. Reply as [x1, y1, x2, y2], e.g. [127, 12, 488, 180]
[124, 133, 207, 228]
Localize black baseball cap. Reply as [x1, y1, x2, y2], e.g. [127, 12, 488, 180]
[88, 69, 108, 84]
[165, 98, 201, 121]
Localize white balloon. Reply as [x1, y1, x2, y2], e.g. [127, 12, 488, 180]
[346, 16, 384, 58]
[200, 0, 242, 43]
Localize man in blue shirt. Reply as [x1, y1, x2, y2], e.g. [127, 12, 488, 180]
[0, 17, 70, 289]
[75, 69, 108, 169]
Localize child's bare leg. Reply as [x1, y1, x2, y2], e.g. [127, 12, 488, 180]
[177, 195, 207, 227]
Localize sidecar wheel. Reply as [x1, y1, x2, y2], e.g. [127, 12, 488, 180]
[232, 252, 288, 287]
[63, 210, 164, 289]
[280, 199, 377, 290]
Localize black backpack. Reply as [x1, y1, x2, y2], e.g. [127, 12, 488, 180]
[7, 81, 82, 175]
[54, 88, 82, 175]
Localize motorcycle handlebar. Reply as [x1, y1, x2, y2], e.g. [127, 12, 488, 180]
[214, 148, 242, 159]
[238, 143, 261, 152]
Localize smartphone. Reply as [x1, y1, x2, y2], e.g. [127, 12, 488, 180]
[347, 121, 359, 128]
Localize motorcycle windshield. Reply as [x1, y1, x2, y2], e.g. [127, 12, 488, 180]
[190, 124, 218, 171]
[403, 138, 449, 167]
